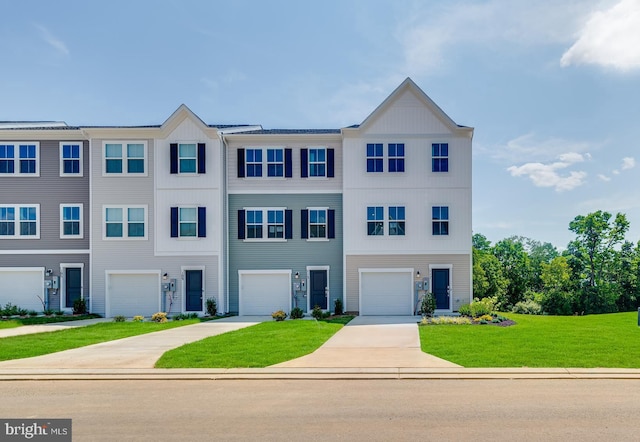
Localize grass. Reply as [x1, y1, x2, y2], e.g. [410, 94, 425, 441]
[0, 319, 200, 361]
[155, 316, 353, 368]
[419, 312, 640, 368]
[0, 314, 100, 328]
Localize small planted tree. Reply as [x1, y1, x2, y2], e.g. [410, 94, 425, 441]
[206, 297, 217, 316]
[420, 293, 436, 317]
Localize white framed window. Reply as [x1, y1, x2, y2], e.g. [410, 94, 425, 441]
[308, 208, 327, 239]
[267, 148, 284, 177]
[0, 204, 39, 238]
[432, 206, 449, 235]
[267, 209, 284, 238]
[103, 205, 147, 239]
[367, 206, 384, 235]
[60, 204, 83, 238]
[389, 206, 406, 236]
[308, 148, 326, 177]
[366, 206, 406, 237]
[239, 207, 291, 241]
[103, 142, 147, 176]
[60, 142, 83, 176]
[245, 149, 263, 177]
[178, 143, 197, 174]
[0, 142, 39, 176]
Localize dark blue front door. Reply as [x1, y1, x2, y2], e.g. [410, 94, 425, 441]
[65, 268, 82, 309]
[310, 270, 327, 310]
[185, 270, 203, 311]
[432, 268, 450, 310]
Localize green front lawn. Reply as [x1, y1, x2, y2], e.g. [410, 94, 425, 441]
[0, 320, 200, 361]
[0, 314, 100, 328]
[156, 317, 352, 368]
[420, 312, 640, 368]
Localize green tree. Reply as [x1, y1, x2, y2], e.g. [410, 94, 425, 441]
[472, 248, 508, 304]
[492, 238, 531, 308]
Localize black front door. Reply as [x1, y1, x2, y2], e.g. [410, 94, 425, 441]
[309, 270, 327, 310]
[185, 270, 203, 311]
[65, 267, 82, 308]
[432, 268, 450, 310]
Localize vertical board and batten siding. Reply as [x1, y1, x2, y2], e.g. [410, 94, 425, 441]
[228, 193, 343, 314]
[0, 139, 90, 250]
[345, 254, 471, 313]
[226, 137, 343, 194]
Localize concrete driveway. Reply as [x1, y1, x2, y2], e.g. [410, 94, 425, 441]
[272, 316, 460, 368]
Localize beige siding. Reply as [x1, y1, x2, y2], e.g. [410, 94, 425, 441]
[345, 254, 471, 313]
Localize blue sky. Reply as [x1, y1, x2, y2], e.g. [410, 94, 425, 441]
[2, 0, 640, 249]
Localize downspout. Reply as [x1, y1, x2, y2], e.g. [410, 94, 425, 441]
[219, 130, 229, 315]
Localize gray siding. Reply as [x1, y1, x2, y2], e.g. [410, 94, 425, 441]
[229, 193, 343, 314]
[0, 140, 90, 250]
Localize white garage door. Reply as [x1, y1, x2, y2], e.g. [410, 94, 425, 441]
[107, 273, 159, 318]
[239, 271, 290, 315]
[0, 268, 44, 313]
[360, 270, 413, 315]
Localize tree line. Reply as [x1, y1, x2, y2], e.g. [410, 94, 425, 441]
[473, 210, 639, 315]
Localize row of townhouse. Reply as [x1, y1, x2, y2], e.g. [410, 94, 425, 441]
[0, 78, 473, 317]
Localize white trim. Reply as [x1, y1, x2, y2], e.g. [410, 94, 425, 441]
[105, 269, 161, 318]
[429, 264, 453, 312]
[59, 203, 84, 239]
[182, 265, 206, 313]
[242, 207, 287, 241]
[0, 141, 40, 177]
[59, 263, 84, 312]
[102, 205, 148, 240]
[306, 207, 329, 241]
[59, 141, 84, 177]
[238, 269, 292, 316]
[0, 204, 40, 239]
[358, 267, 413, 316]
[0, 249, 90, 255]
[102, 140, 148, 177]
[229, 189, 342, 195]
[306, 146, 328, 178]
[175, 141, 199, 175]
[306, 265, 330, 312]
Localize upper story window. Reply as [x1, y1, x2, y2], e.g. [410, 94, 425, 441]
[301, 147, 334, 178]
[170, 206, 206, 238]
[308, 209, 326, 239]
[104, 142, 147, 175]
[237, 208, 292, 240]
[60, 142, 83, 176]
[366, 143, 384, 173]
[237, 148, 292, 178]
[104, 205, 147, 239]
[0, 204, 39, 238]
[0, 142, 39, 176]
[388, 206, 406, 236]
[60, 204, 83, 238]
[170, 143, 206, 174]
[388, 143, 405, 172]
[367, 206, 384, 236]
[432, 143, 449, 172]
[432, 206, 449, 235]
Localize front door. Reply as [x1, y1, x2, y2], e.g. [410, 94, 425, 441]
[432, 268, 450, 310]
[185, 270, 203, 312]
[309, 270, 327, 310]
[65, 267, 82, 309]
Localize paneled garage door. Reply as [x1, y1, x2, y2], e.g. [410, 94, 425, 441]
[0, 268, 44, 312]
[107, 272, 159, 318]
[359, 269, 413, 315]
[239, 271, 290, 315]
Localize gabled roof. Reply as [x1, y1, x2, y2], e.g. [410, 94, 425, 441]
[350, 77, 473, 136]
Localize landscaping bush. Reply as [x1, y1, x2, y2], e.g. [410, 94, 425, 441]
[420, 293, 436, 317]
[512, 299, 543, 315]
[28, 310, 38, 317]
[334, 298, 343, 316]
[2, 303, 20, 316]
[132, 315, 144, 322]
[311, 305, 323, 320]
[458, 303, 471, 316]
[271, 310, 287, 321]
[113, 315, 126, 322]
[422, 316, 472, 325]
[469, 297, 495, 317]
[151, 312, 168, 323]
[290, 307, 304, 319]
[73, 299, 87, 315]
[206, 298, 217, 316]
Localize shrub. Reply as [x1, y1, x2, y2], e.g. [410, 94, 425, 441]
[43, 309, 54, 316]
[28, 310, 38, 317]
[2, 302, 19, 316]
[473, 314, 494, 323]
[73, 299, 87, 315]
[151, 312, 168, 323]
[334, 298, 343, 315]
[311, 305, 323, 320]
[206, 298, 217, 316]
[132, 315, 145, 322]
[17, 308, 29, 316]
[422, 316, 471, 325]
[458, 303, 471, 316]
[420, 293, 437, 317]
[54, 310, 64, 316]
[290, 307, 304, 319]
[469, 297, 495, 317]
[113, 315, 126, 322]
[271, 310, 287, 321]
[512, 299, 543, 315]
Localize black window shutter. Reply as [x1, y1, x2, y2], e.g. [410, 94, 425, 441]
[285, 148, 292, 178]
[237, 209, 246, 239]
[237, 148, 245, 178]
[301, 209, 308, 239]
[285, 209, 293, 239]
[170, 144, 178, 174]
[197, 143, 206, 174]
[170, 207, 179, 237]
[300, 148, 308, 178]
[198, 207, 206, 237]
[327, 148, 335, 178]
[328, 209, 335, 239]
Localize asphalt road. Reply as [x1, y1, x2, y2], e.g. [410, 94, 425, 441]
[2, 379, 639, 441]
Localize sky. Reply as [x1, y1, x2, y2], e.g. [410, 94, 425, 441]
[2, 0, 640, 250]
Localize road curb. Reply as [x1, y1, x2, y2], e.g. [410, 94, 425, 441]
[2, 367, 640, 381]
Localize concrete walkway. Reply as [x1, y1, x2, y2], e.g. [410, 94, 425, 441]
[272, 315, 460, 368]
[0, 316, 267, 369]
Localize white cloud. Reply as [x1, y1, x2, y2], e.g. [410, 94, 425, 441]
[33, 23, 69, 56]
[561, 0, 640, 71]
[621, 157, 636, 169]
[487, 133, 594, 163]
[507, 153, 588, 191]
[598, 174, 612, 181]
